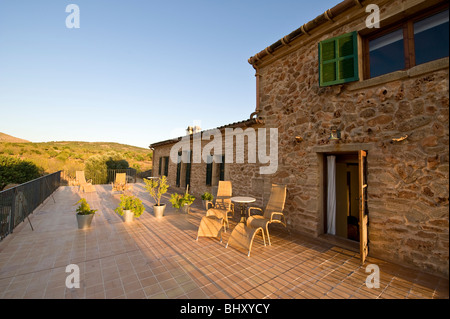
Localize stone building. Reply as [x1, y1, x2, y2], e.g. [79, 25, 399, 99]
[150, 0, 449, 278]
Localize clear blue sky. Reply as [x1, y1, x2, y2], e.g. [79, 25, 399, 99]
[0, 0, 338, 149]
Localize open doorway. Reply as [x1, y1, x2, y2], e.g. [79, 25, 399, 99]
[325, 153, 360, 241]
[322, 150, 369, 263]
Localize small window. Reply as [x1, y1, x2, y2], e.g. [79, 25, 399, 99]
[365, 7, 449, 79]
[414, 9, 449, 65]
[176, 151, 191, 188]
[205, 154, 225, 186]
[159, 156, 169, 177]
[369, 28, 405, 78]
[319, 31, 359, 86]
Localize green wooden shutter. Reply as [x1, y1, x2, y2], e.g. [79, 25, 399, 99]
[158, 157, 162, 175]
[164, 157, 169, 177]
[319, 31, 359, 86]
[185, 151, 191, 188]
[206, 155, 212, 186]
[219, 155, 225, 181]
[176, 152, 181, 187]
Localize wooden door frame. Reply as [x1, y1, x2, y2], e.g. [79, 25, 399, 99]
[319, 150, 369, 262]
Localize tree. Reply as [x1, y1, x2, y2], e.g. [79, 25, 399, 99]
[0, 156, 42, 190]
[84, 151, 129, 184]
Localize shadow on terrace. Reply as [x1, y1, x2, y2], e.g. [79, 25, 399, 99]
[0, 181, 448, 299]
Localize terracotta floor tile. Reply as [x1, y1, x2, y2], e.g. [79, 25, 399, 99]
[143, 283, 164, 297]
[186, 287, 208, 299]
[0, 184, 447, 300]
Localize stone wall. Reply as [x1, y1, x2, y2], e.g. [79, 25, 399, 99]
[152, 124, 269, 208]
[254, 0, 449, 276]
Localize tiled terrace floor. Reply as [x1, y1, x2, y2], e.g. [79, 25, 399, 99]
[0, 183, 448, 299]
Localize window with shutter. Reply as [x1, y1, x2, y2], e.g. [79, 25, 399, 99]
[185, 151, 192, 188]
[158, 157, 162, 176]
[164, 157, 169, 177]
[219, 155, 225, 181]
[319, 31, 359, 86]
[206, 154, 212, 186]
[176, 152, 181, 187]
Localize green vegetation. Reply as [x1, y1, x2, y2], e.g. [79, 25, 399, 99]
[74, 198, 97, 215]
[169, 193, 196, 209]
[0, 141, 153, 187]
[84, 151, 131, 184]
[144, 176, 169, 206]
[201, 192, 214, 201]
[114, 195, 145, 218]
[0, 156, 42, 190]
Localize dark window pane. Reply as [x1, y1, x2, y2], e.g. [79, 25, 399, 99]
[369, 28, 405, 78]
[414, 9, 449, 65]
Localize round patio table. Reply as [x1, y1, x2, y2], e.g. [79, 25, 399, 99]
[231, 196, 256, 224]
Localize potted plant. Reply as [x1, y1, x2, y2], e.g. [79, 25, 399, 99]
[170, 192, 196, 214]
[75, 198, 97, 229]
[201, 192, 214, 210]
[114, 194, 145, 222]
[144, 175, 169, 218]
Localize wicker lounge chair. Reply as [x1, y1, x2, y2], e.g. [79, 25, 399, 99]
[225, 223, 266, 257]
[76, 171, 95, 193]
[246, 184, 287, 246]
[112, 173, 132, 193]
[225, 184, 286, 256]
[205, 181, 234, 231]
[196, 215, 224, 242]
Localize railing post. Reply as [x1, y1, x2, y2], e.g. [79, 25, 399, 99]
[9, 188, 17, 234]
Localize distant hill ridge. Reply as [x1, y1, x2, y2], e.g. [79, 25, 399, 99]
[0, 132, 30, 143]
[0, 133, 152, 175]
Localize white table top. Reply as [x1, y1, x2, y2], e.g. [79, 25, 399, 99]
[231, 196, 256, 203]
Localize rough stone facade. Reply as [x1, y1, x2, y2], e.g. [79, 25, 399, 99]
[152, 0, 449, 277]
[152, 123, 268, 208]
[252, 0, 449, 277]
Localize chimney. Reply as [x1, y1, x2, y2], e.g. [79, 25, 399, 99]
[186, 126, 201, 135]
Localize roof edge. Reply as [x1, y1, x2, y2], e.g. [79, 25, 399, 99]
[248, 0, 366, 66]
[149, 118, 260, 149]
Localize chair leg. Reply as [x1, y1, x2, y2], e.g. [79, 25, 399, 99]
[266, 225, 271, 246]
[261, 228, 267, 247]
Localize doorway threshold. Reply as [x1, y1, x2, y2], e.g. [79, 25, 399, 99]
[317, 234, 359, 253]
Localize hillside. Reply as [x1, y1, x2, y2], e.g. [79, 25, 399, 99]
[0, 132, 30, 143]
[0, 139, 153, 177]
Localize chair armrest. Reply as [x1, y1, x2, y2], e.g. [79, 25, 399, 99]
[270, 212, 284, 222]
[206, 201, 214, 210]
[248, 207, 263, 216]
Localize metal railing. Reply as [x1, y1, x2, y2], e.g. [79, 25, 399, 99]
[61, 168, 137, 186]
[101, 168, 137, 185]
[0, 171, 61, 240]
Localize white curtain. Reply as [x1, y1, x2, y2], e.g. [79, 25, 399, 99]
[327, 155, 336, 235]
